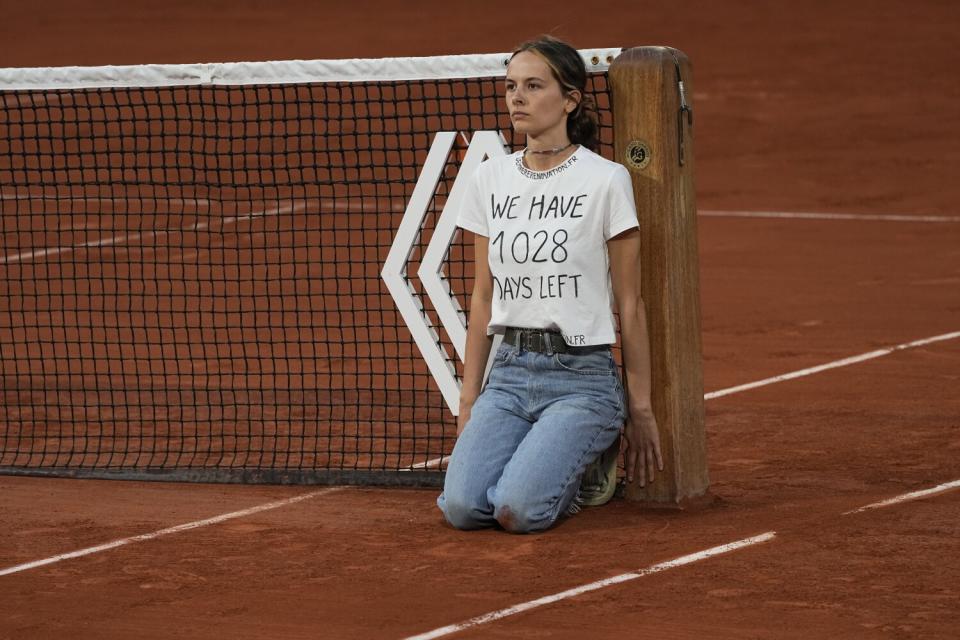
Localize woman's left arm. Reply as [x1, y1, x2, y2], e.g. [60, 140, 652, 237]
[608, 229, 664, 486]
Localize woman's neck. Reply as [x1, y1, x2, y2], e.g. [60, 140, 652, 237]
[522, 136, 577, 172]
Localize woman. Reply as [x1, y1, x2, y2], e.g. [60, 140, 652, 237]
[437, 36, 662, 533]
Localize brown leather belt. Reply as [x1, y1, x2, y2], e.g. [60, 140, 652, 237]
[503, 327, 606, 355]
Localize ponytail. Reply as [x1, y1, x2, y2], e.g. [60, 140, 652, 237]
[567, 93, 599, 152]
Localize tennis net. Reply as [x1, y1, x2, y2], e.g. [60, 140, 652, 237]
[0, 50, 619, 485]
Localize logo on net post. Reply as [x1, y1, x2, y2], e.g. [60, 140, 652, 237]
[381, 131, 507, 416]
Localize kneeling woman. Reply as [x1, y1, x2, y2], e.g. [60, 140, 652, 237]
[438, 36, 662, 533]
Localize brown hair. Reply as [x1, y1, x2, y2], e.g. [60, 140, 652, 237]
[510, 35, 599, 151]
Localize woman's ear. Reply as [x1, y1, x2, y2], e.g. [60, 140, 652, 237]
[565, 89, 582, 114]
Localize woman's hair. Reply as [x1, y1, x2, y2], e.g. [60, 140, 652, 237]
[510, 35, 599, 151]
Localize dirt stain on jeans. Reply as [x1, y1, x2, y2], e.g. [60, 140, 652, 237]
[496, 506, 520, 533]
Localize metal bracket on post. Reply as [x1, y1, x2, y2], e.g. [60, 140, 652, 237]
[671, 53, 694, 167]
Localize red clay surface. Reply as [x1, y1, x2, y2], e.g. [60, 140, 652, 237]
[2, 1, 960, 638]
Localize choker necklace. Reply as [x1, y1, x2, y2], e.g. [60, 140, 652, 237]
[523, 143, 574, 156]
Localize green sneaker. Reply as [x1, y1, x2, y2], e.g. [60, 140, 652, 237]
[576, 437, 621, 508]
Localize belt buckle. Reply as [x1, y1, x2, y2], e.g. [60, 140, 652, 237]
[519, 329, 537, 353]
[524, 331, 538, 352]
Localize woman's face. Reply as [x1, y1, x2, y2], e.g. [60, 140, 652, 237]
[505, 51, 578, 142]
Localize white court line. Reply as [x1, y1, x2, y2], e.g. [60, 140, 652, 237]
[0, 194, 212, 204]
[0, 201, 304, 265]
[2, 227, 165, 264]
[843, 479, 960, 515]
[0, 487, 341, 577]
[403, 532, 776, 640]
[0, 192, 404, 211]
[705, 330, 960, 400]
[413, 330, 960, 470]
[699, 209, 960, 223]
[0, 197, 406, 265]
[408, 456, 447, 470]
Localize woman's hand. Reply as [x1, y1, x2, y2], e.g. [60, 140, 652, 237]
[623, 404, 663, 486]
[607, 228, 661, 486]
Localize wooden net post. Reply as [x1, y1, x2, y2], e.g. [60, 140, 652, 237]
[609, 47, 710, 505]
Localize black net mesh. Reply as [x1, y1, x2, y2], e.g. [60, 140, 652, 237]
[0, 71, 614, 485]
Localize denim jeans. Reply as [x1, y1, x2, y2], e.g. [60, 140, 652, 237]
[437, 341, 627, 533]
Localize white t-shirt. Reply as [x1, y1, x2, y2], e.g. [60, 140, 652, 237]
[456, 146, 639, 346]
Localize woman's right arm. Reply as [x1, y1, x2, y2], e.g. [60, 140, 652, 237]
[457, 231, 494, 435]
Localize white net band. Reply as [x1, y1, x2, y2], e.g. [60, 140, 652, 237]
[0, 48, 623, 90]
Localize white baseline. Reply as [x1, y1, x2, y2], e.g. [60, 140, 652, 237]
[0, 198, 404, 265]
[699, 209, 960, 223]
[843, 479, 960, 515]
[706, 330, 960, 400]
[403, 532, 776, 640]
[0, 488, 341, 577]
[0, 201, 305, 265]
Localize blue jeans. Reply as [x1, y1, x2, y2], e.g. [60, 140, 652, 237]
[437, 341, 626, 533]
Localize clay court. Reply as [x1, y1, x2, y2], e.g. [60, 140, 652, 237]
[2, 1, 959, 638]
